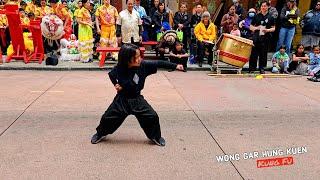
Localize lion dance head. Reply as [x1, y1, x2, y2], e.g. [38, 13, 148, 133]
[41, 15, 65, 40]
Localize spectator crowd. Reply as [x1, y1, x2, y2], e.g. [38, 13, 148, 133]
[0, 0, 319, 80]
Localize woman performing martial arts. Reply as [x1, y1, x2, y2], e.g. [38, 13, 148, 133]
[91, 43, 184, 146]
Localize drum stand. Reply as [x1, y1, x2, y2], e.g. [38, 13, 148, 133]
[211, 37, 242, 74]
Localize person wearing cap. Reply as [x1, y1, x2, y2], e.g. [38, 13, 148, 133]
[221, 5, 239, 33]
[249, 0, 275, 74]
[300, 1, 320, 50]
[117, 0, 142, 46]
[156, 30, 178, 60]
[95, 0, 118, 48]
[276, 0, 300, 55]
[76, 0, 94, 62]
[50, 0, 73, 39]
[239, 8, 256, 39]
[194, 11, 217, 67]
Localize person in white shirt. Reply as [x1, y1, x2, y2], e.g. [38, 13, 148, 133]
[116, 0, 143, 46]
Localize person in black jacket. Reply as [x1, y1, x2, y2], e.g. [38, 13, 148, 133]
[190, 3, 203, 59]
[91, 43, 184, 146]
[173, 2, 191, 50]
[152, 1, 170, 33]
[276, 0, 300, 55]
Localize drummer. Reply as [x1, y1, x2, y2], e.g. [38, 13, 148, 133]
[249, 0, 275, 74]
[194, 11, 217, 67]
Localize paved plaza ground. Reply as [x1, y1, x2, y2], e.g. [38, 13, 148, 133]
[0, 70, 319, 179]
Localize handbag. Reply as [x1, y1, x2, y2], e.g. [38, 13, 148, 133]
[176, 29, 183, 42]
[157, 32, 164, 41]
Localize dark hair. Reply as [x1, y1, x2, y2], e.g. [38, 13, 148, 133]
[82, 0, 88, 4]
[312, 45, 320, 50]
[157, 2, 166, 12]
[279, 45, 287, 50]
[260, 0, 270, 7]
[117, 44, 140, 68]
[296, 43, 304, 49]
[195, 3, 202, 7]
[20, 1, 27, 6]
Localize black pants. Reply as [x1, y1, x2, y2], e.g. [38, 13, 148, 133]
[96, 95, 161, 140]
[249, 39, 268, 71]
[197, 41, 213, 64]
[170, 56, 188, 69]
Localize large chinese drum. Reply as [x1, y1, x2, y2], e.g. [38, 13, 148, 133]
[218, 33, 253, 67]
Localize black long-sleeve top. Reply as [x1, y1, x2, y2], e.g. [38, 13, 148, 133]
[173, 12, 191, 30]
[108, 60, 177, 98]
[152, 10, 170, 31]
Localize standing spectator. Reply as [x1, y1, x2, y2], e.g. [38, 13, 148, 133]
[230, 23, 241, 37]
[221, 5, 239, 33]
[152, 1, 170, 33]
[73, 1, 83, 38]
[116, 0, 143, 46]
[95, 0, 118, 48]
[194, 11, 217, 67]
[173, 2, 191, 51]
[192, 0, 207, 15]
[76, 0, 94, 63]
[134, 0, 147, 18]
[149, 0, 159, 17]
[300, 1, 320, 50]
[190, 3, 203, 61]
[268, 0, 279, 19]
[249, 0, 275, 74]
[233, 0, 245, 21]
[289, 44, 309, 75]
[277, 0, 300, 55]
[239, 8, 256, 39]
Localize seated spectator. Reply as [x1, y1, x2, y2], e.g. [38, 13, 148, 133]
[221, 5, 239, 33]
[157, 30, 179, 60]
[239, 8, 256, 39]
[152, 1, 170, 33]
[289, 44, 309, 75]
[194, 11, 217, 67]
[169, 42, 189, 72]
[230, 23, 241, 37]
[271, 45, 290, 73]
[308, 45, 320, 76]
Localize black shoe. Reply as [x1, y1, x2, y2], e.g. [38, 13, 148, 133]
[260, 69, 265, 74]
[183, 69, 187, 72]
[198, 62, 202, 67]
[151, 137, 166, 146]
[91, 133, 106, 144]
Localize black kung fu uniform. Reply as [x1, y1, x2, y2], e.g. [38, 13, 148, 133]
[96, 60, 177, 140]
